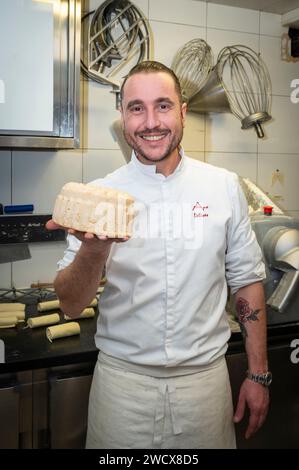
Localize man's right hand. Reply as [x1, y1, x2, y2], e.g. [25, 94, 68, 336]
[47, 218, 130, 316]
[46, 219, 129, 256]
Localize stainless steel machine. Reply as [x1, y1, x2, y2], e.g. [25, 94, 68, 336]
[251, 213, 299, 325]
[227, 179, 299, 449]
[241, 178, 299, 326]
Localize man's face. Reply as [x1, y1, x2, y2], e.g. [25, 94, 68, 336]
[120, 72, 187, 164]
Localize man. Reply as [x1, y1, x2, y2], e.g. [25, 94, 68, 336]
[47, 61, 270, 449]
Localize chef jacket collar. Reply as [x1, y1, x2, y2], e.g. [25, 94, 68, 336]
[131, 147, 185, 181]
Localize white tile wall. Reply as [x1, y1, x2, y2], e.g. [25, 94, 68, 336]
[149, 0, 206, 27]
[205, 112, 258, 153]
[151, 21, 206, 68]
[83, 149, 127, 183]
[79, 76, 86, 142]
[182, 112, 205, 152]
[12, 241, 66, 287]
[12, 150, 83, 213]
[2, 1, 299, 286]
[207, 28, 259, 59]
[260, 12, 287, 37]
[206, 152, 257, 181]
[187, 151, 204, 162]
[83, 81, 121, 149]
[257, 154, 299, 211]
[258, 96, 299, 154]
[207, 3, 259, 34]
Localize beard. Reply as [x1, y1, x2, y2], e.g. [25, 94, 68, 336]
[123, 125, 183, 163]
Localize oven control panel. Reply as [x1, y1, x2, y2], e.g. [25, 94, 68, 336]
[0, 215, 65, 244]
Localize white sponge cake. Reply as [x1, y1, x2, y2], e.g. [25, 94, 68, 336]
[52, 182, 135, 238]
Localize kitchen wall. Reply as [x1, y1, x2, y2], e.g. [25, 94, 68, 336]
[0, 0, 299, 288]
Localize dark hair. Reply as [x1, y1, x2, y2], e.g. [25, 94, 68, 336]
[120, 60, 183, 104]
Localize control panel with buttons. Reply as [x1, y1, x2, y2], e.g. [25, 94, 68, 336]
[0, 215, 65, 244]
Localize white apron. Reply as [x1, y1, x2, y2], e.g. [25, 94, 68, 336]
[86, 352, 236, 449]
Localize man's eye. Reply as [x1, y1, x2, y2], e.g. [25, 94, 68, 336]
[159, 103, 170, 111]
[131, 106, 143, 113]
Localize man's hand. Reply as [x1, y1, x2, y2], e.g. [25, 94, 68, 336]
[46, 219, 129, 251]
[46, 219, 130, 317]
[233, 378, 269, 439]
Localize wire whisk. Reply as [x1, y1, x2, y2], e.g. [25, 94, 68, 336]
[81, 0, 150, 89]
[171, 39, 213, 102]
[216, 45, 272, 138]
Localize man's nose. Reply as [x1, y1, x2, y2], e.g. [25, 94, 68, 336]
[144, 109, 160, 129]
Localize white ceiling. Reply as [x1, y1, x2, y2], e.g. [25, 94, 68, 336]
[205, 0, 299, 15]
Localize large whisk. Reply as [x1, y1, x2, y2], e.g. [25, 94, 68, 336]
[171, 39, 213, 102]
[216, 45, 272, 138]
[81, 0, 150, 89]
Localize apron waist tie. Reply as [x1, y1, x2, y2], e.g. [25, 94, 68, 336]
[153, 380, 182, 446]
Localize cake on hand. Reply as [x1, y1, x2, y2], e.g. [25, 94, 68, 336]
[52, 182, 135, 238]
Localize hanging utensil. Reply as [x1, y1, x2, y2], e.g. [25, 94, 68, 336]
[171, 38, 213, 102]
[215, 45, 272, 138]
[187, 67, 231, 113]
[81, 0, 150, 91]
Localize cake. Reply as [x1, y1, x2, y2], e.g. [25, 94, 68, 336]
[52, 182, 135, 238]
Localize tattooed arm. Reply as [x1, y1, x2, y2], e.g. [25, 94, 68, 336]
[233, 281, 270, 439]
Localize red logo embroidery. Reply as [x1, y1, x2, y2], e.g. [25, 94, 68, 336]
[192, 202, 209, 218]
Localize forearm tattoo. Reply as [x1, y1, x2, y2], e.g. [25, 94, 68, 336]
[236, 297, 260, 339]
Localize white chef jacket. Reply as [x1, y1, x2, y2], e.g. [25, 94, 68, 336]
[57, 150, 265, 367]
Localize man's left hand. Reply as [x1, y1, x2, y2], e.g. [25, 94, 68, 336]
[233, 378, 269, 439]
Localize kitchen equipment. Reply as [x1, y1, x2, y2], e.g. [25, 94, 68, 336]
[171, 38, 213, 102]
[251, 213, 299, 324]
[240, 178, 299, 325]
[0, 215, 65, 244]
[189, 45, 272, 138]
[0, 244, 31, 264]
[81, 0, 150, 90]
[188, 67, 231, 113]
[216, 45, 272, 138]
[0, 214, 65, 303]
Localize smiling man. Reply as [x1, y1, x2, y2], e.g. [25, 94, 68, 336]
[120, 65, 186, 174]
[49, 61, 270, 449]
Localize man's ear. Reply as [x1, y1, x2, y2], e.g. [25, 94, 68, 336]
[119, 104, 125, 130]
[181, 102, 187, 127]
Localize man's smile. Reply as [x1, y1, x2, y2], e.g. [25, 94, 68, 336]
[137, 131, 170, 142]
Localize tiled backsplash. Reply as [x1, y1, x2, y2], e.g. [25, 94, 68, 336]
[1, 0, 298, 287]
